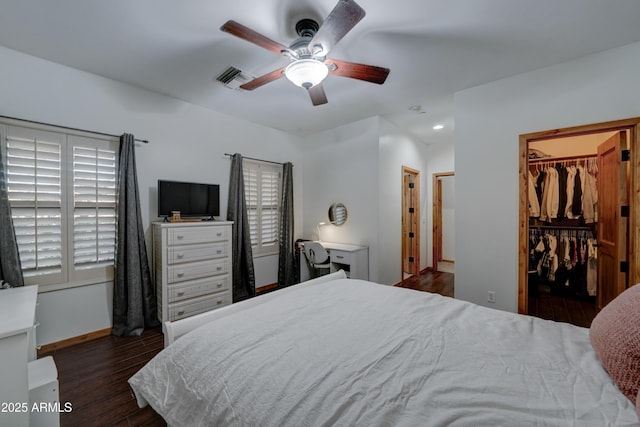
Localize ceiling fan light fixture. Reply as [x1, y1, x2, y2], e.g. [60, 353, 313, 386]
[284, 59, 328, 88]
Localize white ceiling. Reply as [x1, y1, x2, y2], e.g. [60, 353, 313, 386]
[2, 0, 640, 145]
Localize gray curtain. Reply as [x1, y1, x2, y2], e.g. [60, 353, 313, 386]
[0, 148, 23, 287]
[278, 162, 295, 287]
[227, 153, 256, 302]
[112, 134, 158, 337]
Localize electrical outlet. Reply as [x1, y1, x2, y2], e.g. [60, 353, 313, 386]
[488, 291, 496, 303]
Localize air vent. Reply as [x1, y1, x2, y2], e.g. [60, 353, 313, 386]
[215, 66, 254, 90]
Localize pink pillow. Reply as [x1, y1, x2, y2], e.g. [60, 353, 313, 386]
[590, 284, 640, 404]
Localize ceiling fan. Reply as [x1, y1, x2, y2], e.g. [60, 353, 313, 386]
[220, 0, 390, 106]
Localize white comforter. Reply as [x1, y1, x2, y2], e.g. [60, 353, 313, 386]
[129, 278, 639, 426]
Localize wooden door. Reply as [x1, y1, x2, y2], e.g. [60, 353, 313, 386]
[597, 131, 629, 310]
[432, 172, 455, 272]
[402, 167, 420, 277]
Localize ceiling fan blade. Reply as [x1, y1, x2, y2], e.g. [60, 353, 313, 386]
[239, 66, 287, 90]
[326, 59, 390, 84]
[221, 20, 290, 56]
[308, 0, 365, 57]
[308, 84, 328, 106]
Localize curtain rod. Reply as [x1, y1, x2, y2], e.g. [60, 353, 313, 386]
[224, 153, 292, 167]
[0, 115, 149, 144]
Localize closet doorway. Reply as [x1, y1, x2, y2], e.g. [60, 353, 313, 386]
[433, 172, 455, 274]
[402, 166, 420, 279]
[518, 117, 640, 323]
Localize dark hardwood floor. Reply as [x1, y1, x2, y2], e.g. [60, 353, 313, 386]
[396, 270, 454, 297]
[527, 286, 597, 328]
[41, 327, 166, 426]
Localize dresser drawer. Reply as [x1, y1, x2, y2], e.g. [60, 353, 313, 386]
[168, 259, 229, 283]
[168, 275, 230, 302]
[330, 250, 351, 264]
[168, 242, 228, 264]
[168, 226, 229, 245]
[168, 291, 231, 321]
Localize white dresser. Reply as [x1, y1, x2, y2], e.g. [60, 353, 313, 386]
[153, 221, 233, 323]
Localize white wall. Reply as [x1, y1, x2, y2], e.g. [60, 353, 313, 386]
[378, 118, 430, 285]
[455, 40, 640, 312]
[301, 117, 430, 286]
[0, 46, 304, 345]
[302, 117, 380, 282]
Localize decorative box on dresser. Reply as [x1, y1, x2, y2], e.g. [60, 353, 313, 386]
[153, 221, 233, 327]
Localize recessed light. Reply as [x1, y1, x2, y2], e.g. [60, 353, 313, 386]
[433, 124, 444, 130]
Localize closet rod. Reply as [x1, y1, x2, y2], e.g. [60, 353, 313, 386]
[530, 225, 593, 230]
[224, 153, 292, 167]
[0, 115, 149, 144]
[529, 153, 596, 164]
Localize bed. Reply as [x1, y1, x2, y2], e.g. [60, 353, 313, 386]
[129, 271, 640, 426]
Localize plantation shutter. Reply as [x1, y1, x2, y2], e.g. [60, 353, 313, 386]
[242, 160, 281, 256]
[2, 120, 118, 289]
[260, 168, 280, 250]
[243, 166, 259, 246]
[72, 142, 117, 269]
[5, 126, 64, 278]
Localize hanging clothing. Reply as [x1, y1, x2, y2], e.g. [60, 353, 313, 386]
[556, 164, 568, 220]
[540, 168, 559, 222]
[571, 166, 583, 217]
[536, 170, 545, 208]
[528, 171, 540, 218]
[565, 166, 577, 219]
[583, 169, 598, 224]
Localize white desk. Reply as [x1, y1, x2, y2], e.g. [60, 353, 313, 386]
[299, 241, 369, 282]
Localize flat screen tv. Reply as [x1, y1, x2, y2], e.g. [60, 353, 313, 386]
[158, 180, 220, 219]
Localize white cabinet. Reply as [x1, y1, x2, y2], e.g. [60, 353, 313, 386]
[0, 286, 38, 427]
[153, 221, 233, 323]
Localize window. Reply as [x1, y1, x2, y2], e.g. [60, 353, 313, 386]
[243, 159, 282, 257]
[1, 120, 118, 290]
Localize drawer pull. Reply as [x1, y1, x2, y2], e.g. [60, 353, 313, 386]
[177, 291, 185, 297]
[176, 235, 184, 240]
[216, 266, 223, 271]
[216, 299, 222, 305]
[336, 255, 345, 259]
[216, 249, 223, 254]
[216, 232, 222, 237]
[216, 282, 223, 288]
[177, 272, 184, 277]
[178, 310, 185, 316]
[177, 253, 184, 259]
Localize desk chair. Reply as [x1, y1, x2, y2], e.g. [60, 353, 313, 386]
[304, 241, 331, 278]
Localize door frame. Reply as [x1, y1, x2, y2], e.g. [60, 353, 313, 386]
[402, 166, 421, 280]
[518, 117, 640, 314]
[433, 172, 455, 271]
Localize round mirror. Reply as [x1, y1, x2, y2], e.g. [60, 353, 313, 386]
[328, 202, 348, 226]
